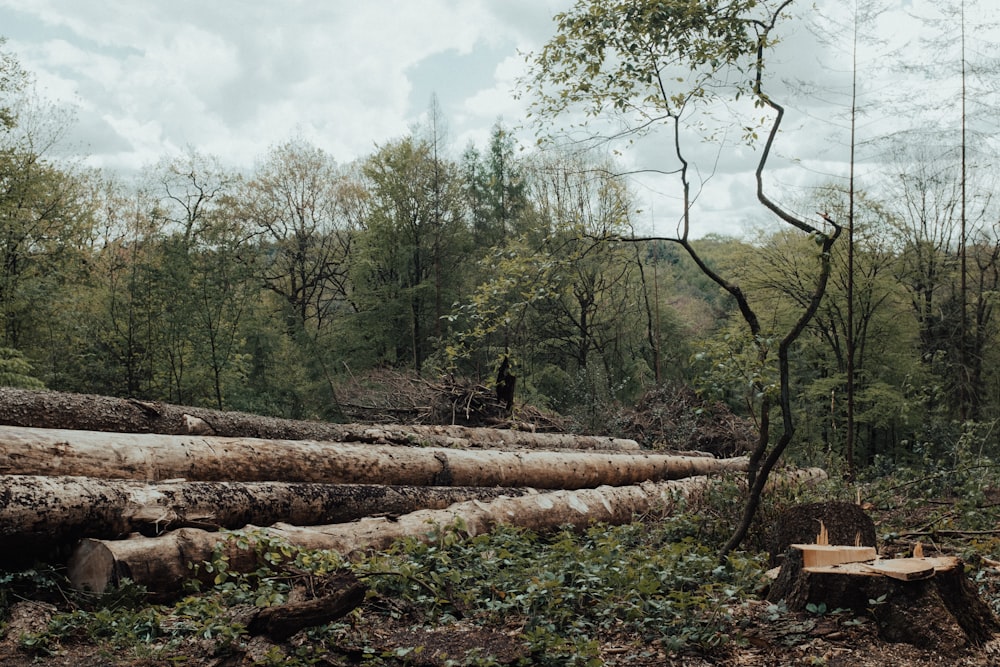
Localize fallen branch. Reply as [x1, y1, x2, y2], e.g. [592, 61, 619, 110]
[243, 572, 367, 642]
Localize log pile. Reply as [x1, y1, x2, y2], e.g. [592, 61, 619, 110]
[0, 389, 788, 602]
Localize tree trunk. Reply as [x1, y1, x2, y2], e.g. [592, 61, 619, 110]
[0, 475, 529, 565]
[68, 474, 729, 598]
[0, 425, 747, 487]
[0, 388, 638, 450]
[768, 546, 999, 655]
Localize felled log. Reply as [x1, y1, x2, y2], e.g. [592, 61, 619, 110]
[68, 468, 826, 598]
[768, 545, 999, 654]
[348, 424, 640, 451]
[0, 425, 747, 487]
[0, 475, 528, 564]
[0, 388, 637, 450]
[68, 474, 730, 598]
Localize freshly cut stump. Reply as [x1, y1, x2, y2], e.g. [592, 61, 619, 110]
[766, 501, 876, 566]
[768, 546, 999, 655]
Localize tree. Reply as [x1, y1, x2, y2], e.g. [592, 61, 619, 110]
[0, 95, 93, 352]
[85, 175, 162, 398]
[525, 0, 840, 554]
[882, 146, 967, 419]
[152, 150, 249, 409]
[738, 191, 912, 466]
[526, 151, 650, 406]
[358, 134, 469, 373]
[447, 148, 668, 419]
[804, 0, 893, 478]
[235, 139, 359, 417]
[0, 346, 43, 388]
[238, 139, 357, 333]
[898, 0, 1000, 421]
[0, 38, 28, 132]
[462, 119, 529, 252]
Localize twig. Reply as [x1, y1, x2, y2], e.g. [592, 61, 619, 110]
[897, 528, 1000, 539]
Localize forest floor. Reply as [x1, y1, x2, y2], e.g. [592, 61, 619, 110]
[4, 599, 1000, 667]
[2, 383, 1000, 665]
[5, 536, 1000, 667]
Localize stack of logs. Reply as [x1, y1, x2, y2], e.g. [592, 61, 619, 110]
[0, 389, 771, 601]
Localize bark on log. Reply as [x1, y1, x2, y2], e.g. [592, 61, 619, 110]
[0, 388, 638, 450]
[68, 469, 826, 598]
[768, 546, 999, 655]
[243, 573, 367, 641]
[350, 424, 640, 451]
[0, 475, 528, 564]
[0, 425, 747, 487]
[68, 475, 723, 598]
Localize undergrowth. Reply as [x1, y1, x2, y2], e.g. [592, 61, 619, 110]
[352, 518, 766, 663]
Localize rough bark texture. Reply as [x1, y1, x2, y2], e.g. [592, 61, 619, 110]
[0, 388, 638, 450]
[243, 573, 367, 641]
[68, 475, 726, 598]
[768, 547, 999, 655]
[766, 501, 877, 566]
[0, 475, 528, 565]
[0, 425, 747, 487]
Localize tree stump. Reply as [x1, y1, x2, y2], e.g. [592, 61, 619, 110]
[766, 501, 876, 567]
[768, 546, 999, 655]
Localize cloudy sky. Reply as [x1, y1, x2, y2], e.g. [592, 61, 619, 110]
[0, 0, 992, 237]
[0, 1, 571, 166]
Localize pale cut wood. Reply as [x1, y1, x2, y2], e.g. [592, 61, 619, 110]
[0, 425, 747, 488]
[0, 475, 528, 561]
[68, 475, 723, 597]
[791, 544, 878, 568]
[786, 556, 962, 580]
[862, 557, 957, 581]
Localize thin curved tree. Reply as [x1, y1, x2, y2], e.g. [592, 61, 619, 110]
[525, 0, 841, 554]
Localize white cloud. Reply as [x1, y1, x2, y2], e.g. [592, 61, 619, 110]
[3, 0, 997, 238]
[1, 0, 568, 170]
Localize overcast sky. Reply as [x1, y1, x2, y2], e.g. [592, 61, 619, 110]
[0, 1, 572, 166]
[0, 0, 994, 237]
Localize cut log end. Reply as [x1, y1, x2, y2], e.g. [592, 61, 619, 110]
[67, 539, 119, 594]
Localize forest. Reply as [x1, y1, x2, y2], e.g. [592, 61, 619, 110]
[4, 0, 1000, 664]
[0, 3, 996, 481]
